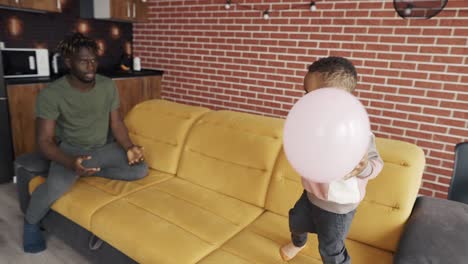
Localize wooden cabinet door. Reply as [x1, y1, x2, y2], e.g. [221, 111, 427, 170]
[110, 0, 132, 21]
[143, 75, 162, 99]
[114, 76, 162, 118]
[1, 0, 20, 7]
[114, 78, 144, 118]
[19, 0, 61, 12]
[134, 0, 149, 22]
[0, 0, 12, 7]
[7, 83, 47, 157]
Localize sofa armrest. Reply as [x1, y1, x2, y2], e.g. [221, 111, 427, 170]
[14, 152, 50, 214]
[394, 196, 468, 264]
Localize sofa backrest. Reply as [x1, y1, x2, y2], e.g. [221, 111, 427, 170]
[264, 148, 304, 217]
[125, 100, 210, 174]
[177, 110, 284, 207]
[265, 138, 425, 253]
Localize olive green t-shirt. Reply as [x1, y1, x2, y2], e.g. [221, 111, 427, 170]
[35, 74, 119, 149]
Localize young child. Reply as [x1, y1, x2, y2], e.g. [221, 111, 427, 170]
[280, 56, 384, 264]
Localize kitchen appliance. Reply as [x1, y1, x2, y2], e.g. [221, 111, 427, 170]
[0, 51, 15, 183]
[51, 52, 67, 75]
[1, 48, 50, 78]
[133, 56, 141, 71]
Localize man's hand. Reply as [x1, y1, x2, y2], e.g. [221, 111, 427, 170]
[110, 109, 145, 165]
[343, 154, 368, 180]
[73, 156, 100, 176]
[127, 145, 144, 165]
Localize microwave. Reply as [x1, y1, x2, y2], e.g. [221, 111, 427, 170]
[1, 48, 50, 78]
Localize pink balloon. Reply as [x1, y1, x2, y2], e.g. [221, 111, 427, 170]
[283, 88, 371, 183]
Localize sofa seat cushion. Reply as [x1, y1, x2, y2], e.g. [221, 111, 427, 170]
[28, 169, 173, 230]
[198, 211, 393, 264]
[91, 177, 264, 264]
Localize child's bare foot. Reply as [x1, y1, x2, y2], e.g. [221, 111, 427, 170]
[279, 242, 306, 261]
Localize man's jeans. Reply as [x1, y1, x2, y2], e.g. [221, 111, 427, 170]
[25, 142, 148, 224]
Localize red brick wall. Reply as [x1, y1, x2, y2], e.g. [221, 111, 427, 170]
[134, 0, 468, 198]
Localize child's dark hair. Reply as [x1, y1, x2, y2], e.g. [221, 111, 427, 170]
[56, 32, 98, 58]
[308, 56, 358, 92]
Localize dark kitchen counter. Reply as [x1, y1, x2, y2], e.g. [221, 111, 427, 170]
[5, 69, 164, 85]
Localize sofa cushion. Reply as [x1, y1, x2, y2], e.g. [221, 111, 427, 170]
[14, 152, 50, 174]
[348, 138, 425, 252]
[264, 148, 304, 218]
[124, 99, 210, 174]
[394, 197, 468, 264]
[177, 110, 284, 207]
[28, 169, 173, 230]
[91, 177, 264, 264]
[265, 138, 425, 253]
[198, 211, 393, 264]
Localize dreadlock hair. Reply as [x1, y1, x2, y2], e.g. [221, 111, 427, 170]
[56, 32, 98, 58]
[308, 56, 358, 92]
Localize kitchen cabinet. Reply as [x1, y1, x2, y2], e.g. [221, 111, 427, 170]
[7, 83, 47, 158]
[134, 0, 149, 22]
[114, 76, 161, 117]
[115, 77, 145, 117]
[0, 0, 62, 12]
[109, 0, 129, 21]
[20, 0, 62, 12]
[82, 0, 148, 22]
[7, 75, 161, 157]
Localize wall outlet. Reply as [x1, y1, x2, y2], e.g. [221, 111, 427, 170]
[13, 176, 17, 184]
[0, 41, 5, 49]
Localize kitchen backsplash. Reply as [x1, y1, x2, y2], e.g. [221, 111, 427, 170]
[0, 0, 132, 72]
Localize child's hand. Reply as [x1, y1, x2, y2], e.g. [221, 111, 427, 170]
[343, 154, 368, 180]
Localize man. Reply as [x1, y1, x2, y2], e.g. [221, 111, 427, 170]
[23, 33, 148, 253]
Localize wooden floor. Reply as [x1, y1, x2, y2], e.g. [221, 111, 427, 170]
[0, 183, 90, 264]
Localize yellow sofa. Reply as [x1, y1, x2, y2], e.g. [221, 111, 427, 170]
[28, 99, 426, 264]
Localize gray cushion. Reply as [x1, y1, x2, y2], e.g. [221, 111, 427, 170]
[448, 142, 468, 204]
[395, 196, 468, 264]
[14, 152, 50, 174]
